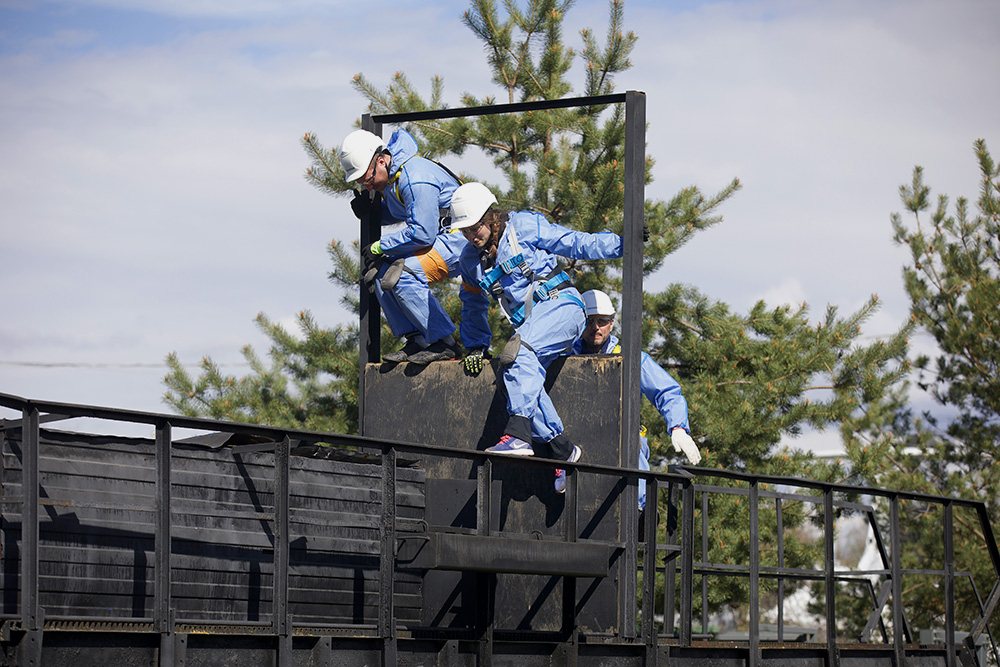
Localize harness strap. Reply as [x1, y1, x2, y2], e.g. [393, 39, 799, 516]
[509, 270, 574, 327]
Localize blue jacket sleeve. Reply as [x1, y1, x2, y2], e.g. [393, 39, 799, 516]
[379, 179, 441, 257]
[640, 351, 690, 433]
[459, 261, 492, 350]
[528, 215, 623, 260]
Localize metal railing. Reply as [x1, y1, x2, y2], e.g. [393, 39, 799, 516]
[2, 391, 998, 667]
[640, 466, 1000, 667]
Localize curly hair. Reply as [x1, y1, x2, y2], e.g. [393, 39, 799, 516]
[479, 208, 508, 264]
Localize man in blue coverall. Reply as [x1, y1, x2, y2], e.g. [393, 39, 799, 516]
[339, 128, 466, 364]
[571, 290, 702, 509]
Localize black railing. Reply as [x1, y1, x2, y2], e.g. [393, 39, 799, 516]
[641, 467, 1000, 667]
[1, 391, 998, 667]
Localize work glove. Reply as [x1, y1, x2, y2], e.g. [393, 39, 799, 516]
[360, 241, 383, 291]
[671, 428, 701, 465]
[642, 222, 650, 243]
[351, 189, 372, 221]
[463, 348, 489, 376]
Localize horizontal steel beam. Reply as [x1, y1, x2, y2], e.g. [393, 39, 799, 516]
[403, 532, 614, 578]
[372, 93, 626, 124]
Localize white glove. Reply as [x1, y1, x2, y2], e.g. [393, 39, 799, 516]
[671, 428, 701, 465]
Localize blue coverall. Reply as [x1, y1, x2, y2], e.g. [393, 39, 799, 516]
[569, 334, 691, 509]
[372, 129, 467, 343]
[459, 212, 622, 460]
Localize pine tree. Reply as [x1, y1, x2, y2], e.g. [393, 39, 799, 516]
[842, 139, 1000, 628]
[165, 0, 913, 618]
[162, 247, 363, 434]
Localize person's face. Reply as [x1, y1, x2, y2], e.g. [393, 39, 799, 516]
[582, 314, 614, 351]
[461, 218, 492, 248]
[357, 153, 389, 192]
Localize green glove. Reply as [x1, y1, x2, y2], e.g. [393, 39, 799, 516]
[370, 240, 382, 255]
[464, 349, 486, 376]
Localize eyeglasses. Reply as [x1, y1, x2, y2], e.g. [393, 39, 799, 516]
[590, 317, 614, 327]
[360, 154, 380, 187]
[461, 219, 486, 237]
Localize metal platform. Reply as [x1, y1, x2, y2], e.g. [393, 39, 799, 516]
[2, 380, 998, 667]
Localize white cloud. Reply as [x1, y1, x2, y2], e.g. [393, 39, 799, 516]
[754, 277, 807, 309]
[19, 0, 353, 19]
[0, 0, 997, 451]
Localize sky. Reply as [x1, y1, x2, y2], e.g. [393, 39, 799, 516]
[1, 0, 998, 453]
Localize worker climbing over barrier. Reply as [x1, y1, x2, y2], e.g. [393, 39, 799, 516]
[339, 128, 466, 364]
[570, 289, 701, 509]
[451, 182, 624, 493]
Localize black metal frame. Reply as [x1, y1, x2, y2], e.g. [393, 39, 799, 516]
[3, 391, 998, 667]
[355, 94, 645, 473]
[355, 96, 648, 640]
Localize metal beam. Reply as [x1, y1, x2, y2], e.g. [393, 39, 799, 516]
[372, 93, 627, 124]
[749, 482, 760, 667]
[155, 419, 173, 666]
[358, 113, 383, 435]
[824, 489, 840, 667]
[945, 502, 955, 667]
[380, 447, 398, 666]
[273, 437, 291, 642]
[620, 87, 646, 641]
[20, 405, 40, 632]
[891, 496, 905, 667]
[409, 532, 613, 578]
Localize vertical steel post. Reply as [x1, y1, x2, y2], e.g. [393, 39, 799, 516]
[777, 497, 785, 642]
[664, 482, 678, 638]
[563, 466, 580, 663]
[825, 488, 840, 667]
[358, 114, 383, 435]
[155, 420, 174, 666]
[749, 481, 760, 667]
[642, 477, 659, 664]
[891, 496, 905, 667]
[964, 504, 1000, 665]
[701, 491, 709, 634]
[274, 436, 291, 667]
[20, 404, 43, 666]
[477, 458, 493, 537]
[944, 502, 955, 667]
[477, 459, 494, 665]
[620, 88, 646, 640]
[380, 446, 397, 666]
[679, 481, 695, 646]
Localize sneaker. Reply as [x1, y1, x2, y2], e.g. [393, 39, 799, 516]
[382, 338, 425, 363]
[485, 434, 534, 456]
[554, 445, 583, 494]
[408, 339, 461, 365]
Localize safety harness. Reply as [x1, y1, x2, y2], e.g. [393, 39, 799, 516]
[388, 154, 464, 232]
[478, 222, 575, 328]
[379, 154, 464, 290]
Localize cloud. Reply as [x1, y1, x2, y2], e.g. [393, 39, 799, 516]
[0, 0, 997, 447]
[753, 278, 806, 309]
[10, 0, 353, 20]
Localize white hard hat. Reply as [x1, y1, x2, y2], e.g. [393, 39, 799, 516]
[339, 129, 385, 182]
[582, 290, 616, 317]
[449, 182, 498, 230]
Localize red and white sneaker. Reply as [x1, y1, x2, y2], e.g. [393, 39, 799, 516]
[485, 434, 535, 456]
[554, 445, 583, 494]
